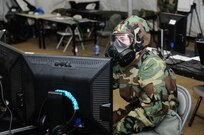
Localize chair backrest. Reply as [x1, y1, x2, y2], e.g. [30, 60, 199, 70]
[104, 13, 122, 32]
[176, 84, 192, 129]
[59, 26, 80, 36]
[70, 1, 99, 10]
[85, 3, 96, 10]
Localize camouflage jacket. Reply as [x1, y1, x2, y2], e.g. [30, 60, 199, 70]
[113, 50, 179, 134]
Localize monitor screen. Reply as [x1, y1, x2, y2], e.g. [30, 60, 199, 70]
[0, 41, 113, 134]
[159, 12, 187, 54]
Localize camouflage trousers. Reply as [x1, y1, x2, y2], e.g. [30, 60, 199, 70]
[113, 108, 165, 135]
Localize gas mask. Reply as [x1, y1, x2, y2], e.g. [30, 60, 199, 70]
[106, 33, 141, 67]
[105, 16, 151, 67]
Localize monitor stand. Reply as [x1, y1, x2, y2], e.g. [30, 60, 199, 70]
[0, 121, 36, 135]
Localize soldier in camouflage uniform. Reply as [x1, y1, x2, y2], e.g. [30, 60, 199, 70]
[105, 15, 179, 134]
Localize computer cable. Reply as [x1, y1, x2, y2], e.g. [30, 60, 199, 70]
[0, 76, 13, 135]
[37, 89, 80, 135]
[175, 61, 203, 73]
[54, 89, 80, 134]
[37, 97, 48, 129]
[55, 89, 79, 111]
[55, 89, 79, 124]
[0, 76, 6, 120]
[172, 64, 204, 79]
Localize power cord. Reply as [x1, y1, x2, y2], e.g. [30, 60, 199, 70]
[0, 76, 13, 135]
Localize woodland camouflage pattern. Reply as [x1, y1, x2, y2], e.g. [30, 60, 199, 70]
[112, 16, 178, 134]
[113, 15, 151, 50]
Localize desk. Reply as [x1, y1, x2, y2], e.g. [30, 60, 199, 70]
[166, 59, 204, 81]
[17, 13, 98, 55]
[147, 47, 204, 81]
[44, 16, 98, 55]
[17, 13, 58, 49]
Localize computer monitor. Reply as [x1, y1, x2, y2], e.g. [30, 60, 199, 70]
[0, 41, 113, 134]
[0, 41, 35, 133]
[23, 54, 113, 134]
[159, 12, 187, 54]
[196, 35, 204, 67]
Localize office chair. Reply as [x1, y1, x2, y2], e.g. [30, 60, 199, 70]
[56, 26, 82, 53]
[69, 1, 99, 10]
[177, 84, 192, 130]
[85, 3, 97, 10]
[188, 85, 204, 127]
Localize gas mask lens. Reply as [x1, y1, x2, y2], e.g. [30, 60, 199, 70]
[112, 33, 134, 47]
[105, 33, 136, 66]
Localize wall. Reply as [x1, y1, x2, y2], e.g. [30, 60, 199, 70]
[0, 0, 203, 37]
[100, 0, 157, 12]
[100, 0, 204, 37]
[35, 0, 70, 13]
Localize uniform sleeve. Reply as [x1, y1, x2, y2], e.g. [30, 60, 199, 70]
[137, 56, 169, 117]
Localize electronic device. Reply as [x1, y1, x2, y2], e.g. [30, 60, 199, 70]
[196, 35, 204, 67]
[0, 41, 36, 134]
[0, 41, 113, 134]
[24, 53, 113, 135]
[158, 12, 187, 54]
